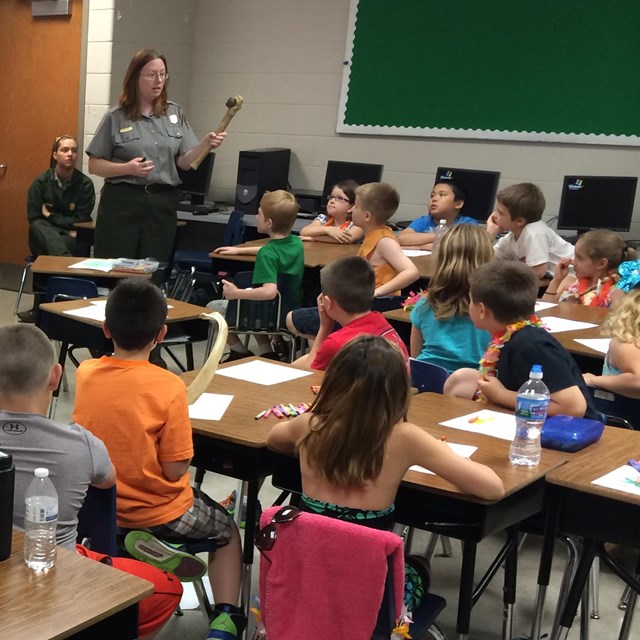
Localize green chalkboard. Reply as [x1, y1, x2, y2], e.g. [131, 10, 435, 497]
[338, 0, 640, 145]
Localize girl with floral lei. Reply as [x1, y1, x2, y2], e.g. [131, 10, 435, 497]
[583, 259, 640, 399]
[542, 230, 636, 308]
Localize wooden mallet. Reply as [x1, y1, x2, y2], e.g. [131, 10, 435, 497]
[190, 95, 244, 170]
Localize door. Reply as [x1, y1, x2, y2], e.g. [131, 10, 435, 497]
[0, 0, 84, 265]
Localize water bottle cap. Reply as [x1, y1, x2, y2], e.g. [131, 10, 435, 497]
[34, 468, 49, 478]
[530, 364, 543, 378]
[439, 219, 447, 224]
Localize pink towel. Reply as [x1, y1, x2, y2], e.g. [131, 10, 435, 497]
[258, 506, 404, 640]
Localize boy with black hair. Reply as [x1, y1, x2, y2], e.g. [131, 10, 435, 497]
[73, 278, 246, 640]
[213, 189, 304, 360]
[487, 182, 574, 278]
[0, 324, 182, 640]
[293, 256, 408, 371]
[444, 261, 599, 420]
[399, 180, 477, 250]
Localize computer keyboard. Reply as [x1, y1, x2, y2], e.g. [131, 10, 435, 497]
[178, 202, 219, 214]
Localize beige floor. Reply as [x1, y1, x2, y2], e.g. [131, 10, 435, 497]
[1, 281, 637, 640]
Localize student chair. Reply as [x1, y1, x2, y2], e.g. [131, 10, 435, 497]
[226, 271, 298, 362]
[76, 485, 118, 557]
[173, 210, 245, 285]
[410, 358, 450, 395]
[256, 506, 447, 640]
[589, 387, 640, 430]
[372, 295, 404, 313]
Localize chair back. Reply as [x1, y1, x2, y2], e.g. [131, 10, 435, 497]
[44, 276, 99, 303]
[372, 295, 404, 313]
[221, 211, 245, 247]
[257, 507, 404, 640]
[410, 358, 450, 394]
[232, 271, 292, 331]
[590, 388, 640, 430]
[76, 485, 117, 556]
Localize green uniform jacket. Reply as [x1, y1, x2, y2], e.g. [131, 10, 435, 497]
[27, 168, 95, 230]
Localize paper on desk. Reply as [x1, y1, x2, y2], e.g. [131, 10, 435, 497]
[63, 304, 106, 322]
[217, 360, 313, 386]
[68, 258, 115, 272]
[402, 249, 431, 257]
[573, 338, 611, 355]
[535, 300, 557, 312]
[440, 410, 516, 441]
[592, 464, 640, 497]
[409, 443, 478, 475]
[540, 316, 598, 334]
[188, 393, 234, 421]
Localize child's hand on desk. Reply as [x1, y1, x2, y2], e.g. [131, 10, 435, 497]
[300, 235, 315, 242]
[212, 246, 238, 256]
[582, 372, 598, 387]
[477, 374, 509, 406]
[325, 227, 352, 244]
[221, 279, 240, 299]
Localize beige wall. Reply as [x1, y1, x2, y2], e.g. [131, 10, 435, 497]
[82, 0, 640, 237]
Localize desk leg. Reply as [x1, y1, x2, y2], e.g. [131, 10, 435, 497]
[502, 526, 519, 640]
[552, 538, 598, 640]
[241, 478, 260, 618]
[456, 540, 477, 640]
[531, 496, 561, 640]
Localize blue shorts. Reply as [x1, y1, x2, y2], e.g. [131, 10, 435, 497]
[290, 307, 320, 336]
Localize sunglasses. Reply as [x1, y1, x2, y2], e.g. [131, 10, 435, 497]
[255, 505, 301, 552]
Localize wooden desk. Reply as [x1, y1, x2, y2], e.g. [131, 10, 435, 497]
[211, 238, 434, 278]
[31, 255, 152, 280]
[0, 530, 152, 640]
[384, 301, 609, 359]
[541, 429, 640, 640]
[180, 357, 324, 610]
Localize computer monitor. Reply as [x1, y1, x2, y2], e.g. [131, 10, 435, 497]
[321, 160, 384, 204]
[177, 152, 215, 206]
[434, 167, 501, 222]
[557, 176, 638, 233]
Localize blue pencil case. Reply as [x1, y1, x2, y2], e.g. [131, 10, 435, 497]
[541, 415, 604, 452]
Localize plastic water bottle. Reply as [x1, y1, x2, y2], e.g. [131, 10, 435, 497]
[24, 468, 58, 571]
[509, 365, 550, 466]
[432, 219, 448, 258]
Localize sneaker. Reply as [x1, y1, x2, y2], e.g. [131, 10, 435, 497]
[124, 531, 207, 582]
[17, 308, 37, 323]
[219, 490, 237, 515]
[207, 604, 247, 640]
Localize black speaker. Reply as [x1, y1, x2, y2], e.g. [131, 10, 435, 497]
[235, 148, 291, 215]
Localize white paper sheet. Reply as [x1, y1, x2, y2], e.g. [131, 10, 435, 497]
[409, 443, 478, 475]
[68, 259, 115, 272]
[216, 360, 313, 386]
[188, 393, 234, 421]
[440, 409, 516, 441]
[535, 300, 557, 312]
[402, 249, 431, 257]
[89, 299, 108, 308]
[63, 305, 106, 322]
[573, 338, 611, 355]
[591, 464, 640, 497]
[540, 316, 598, 334]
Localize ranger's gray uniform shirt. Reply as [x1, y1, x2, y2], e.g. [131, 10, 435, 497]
[86, 101, 199, 187]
